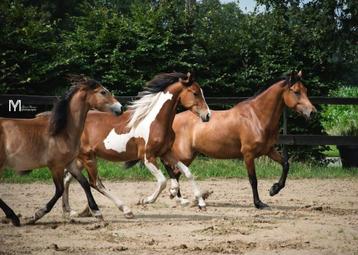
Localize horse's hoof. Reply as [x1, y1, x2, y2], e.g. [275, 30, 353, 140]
[198, 205, 207, 211]
[269, 183, 281, 196]
[136, 198, 145, 205]
[11, 216, 21, 227]
[124, 212, 135, 219]
[63, 210, 78, 219]
[78, 207, 92, 218]
[91, 210, 103, 220]
[179, 199, 190, 207]
[202, 190, 214, 200]
[24, 217, 36, 225]
[70, 210, 79, 217]
[255, 201, 269, 209]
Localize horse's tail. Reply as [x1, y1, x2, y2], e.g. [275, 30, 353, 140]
[18, 170, 33, 176]
[123, 160, 140, 169]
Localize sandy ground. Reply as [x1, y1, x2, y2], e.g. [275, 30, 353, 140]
[0, 179, 358, 255]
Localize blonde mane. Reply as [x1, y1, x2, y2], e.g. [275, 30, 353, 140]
[126, 92, 163, 129]
[126, 72, 189, 129]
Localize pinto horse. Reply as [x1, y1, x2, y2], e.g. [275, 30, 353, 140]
[162, 71, 317, 209]
[61, 72, 211, 218]
[0, 76, 122, 226]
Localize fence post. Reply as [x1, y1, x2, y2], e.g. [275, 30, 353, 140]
[283, 107, 289, 164]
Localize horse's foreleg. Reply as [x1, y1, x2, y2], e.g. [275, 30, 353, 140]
[244, 154, 268, 209]
[26, 168, 65, 224]
[0, 199, 20, 226]
[66, 160, 102, 220]
[140, 158, 166, 204]
[267, 148, 289, 196]
[161, 159, 189, 206]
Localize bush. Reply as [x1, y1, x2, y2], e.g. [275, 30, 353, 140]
[321, 86, 358, 136]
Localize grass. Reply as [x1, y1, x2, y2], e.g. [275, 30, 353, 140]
[1, 157, 357, 183]
[323, 146, 340, 157]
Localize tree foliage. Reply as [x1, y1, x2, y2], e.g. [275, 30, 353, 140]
[0, 0, 356, 160]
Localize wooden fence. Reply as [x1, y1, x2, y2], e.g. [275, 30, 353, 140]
[1, 94, 358, 163]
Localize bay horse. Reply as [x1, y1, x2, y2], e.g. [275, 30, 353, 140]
[0, 75, 122, 226]
[61, 72, 211, 219]
[162, 71, 317, 209]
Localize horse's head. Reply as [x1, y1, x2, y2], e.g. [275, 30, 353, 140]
[68, 75, 123, 116]
[178, 73, 211, 122]
[88, 84, 123, 116]
[283, 71, 316, 119]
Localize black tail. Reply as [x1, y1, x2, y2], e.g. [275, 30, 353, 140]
[18, 170, 33, 176]
[124, 160, 140, 169]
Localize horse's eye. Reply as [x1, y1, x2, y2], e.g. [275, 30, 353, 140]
[193, 92, 198, 96]
[100, 91, 106, 95]
[294, 91, 300, 96]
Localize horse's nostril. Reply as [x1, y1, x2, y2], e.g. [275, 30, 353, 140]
[203, 113, 210, 122]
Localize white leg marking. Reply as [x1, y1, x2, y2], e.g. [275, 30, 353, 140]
[97, 185, 133, 217]
[62, 170, 77, 217]
[169, 178, 179, 197]
[176, 161, 206, 208]
[142, 160, 166, 204]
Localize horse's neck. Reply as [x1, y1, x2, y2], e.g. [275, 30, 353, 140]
[155, 86, 181, 132]
[65, 92, 89, 141]
[251, 82, 286, 132]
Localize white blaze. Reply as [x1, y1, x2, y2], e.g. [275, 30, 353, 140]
[103, 91, 173, 153]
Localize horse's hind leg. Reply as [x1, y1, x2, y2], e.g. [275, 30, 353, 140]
[243, 154, 268, 209]
[93, 177, 134, 219]
[161, 160, 189, 206]
[0, 199, 20, 226]
[0, 145, 20, 226]
[139, 157, 167, 204]
[267, 148, 289, 196]
[62, 169, 77, 218]
[66, 160, 102, 220]
[26, 167, 65, 224]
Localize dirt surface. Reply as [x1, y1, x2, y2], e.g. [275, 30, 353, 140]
[1, 179, 358, 255]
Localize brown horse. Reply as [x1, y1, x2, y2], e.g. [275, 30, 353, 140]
[162, 71, 317, 209]
[61, 72, 211, 218]
[0, 75, 122, 226]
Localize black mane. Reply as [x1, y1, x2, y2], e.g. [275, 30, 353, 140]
[49, 75, 101, 136]
[251, 72, 301, 99]
[138, 72, 191, 97]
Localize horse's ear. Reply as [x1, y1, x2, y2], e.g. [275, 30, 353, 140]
[179, 72, 193, 86]
[297, 70, 303, 78]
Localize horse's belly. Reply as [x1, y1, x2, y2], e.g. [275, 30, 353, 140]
[6, 156, 45, 171]
[4, 138, 47, 171]
[195, 141, 243, 159]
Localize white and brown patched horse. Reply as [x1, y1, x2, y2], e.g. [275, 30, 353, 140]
[61, 72, 211, 218]
[0, 75, 122, 226]
[162, 71, 317, 209]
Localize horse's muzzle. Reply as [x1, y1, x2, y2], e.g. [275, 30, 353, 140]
[201, 112, 211, 122]
[110, 102, 123, 116]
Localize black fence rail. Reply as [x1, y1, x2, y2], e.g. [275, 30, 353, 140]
[1, 94, 358, 105]
[1, 94, 358, 149]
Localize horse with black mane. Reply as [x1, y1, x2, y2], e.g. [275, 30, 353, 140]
[0, 75, 122, 226]
[162, 71, 317, 209]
